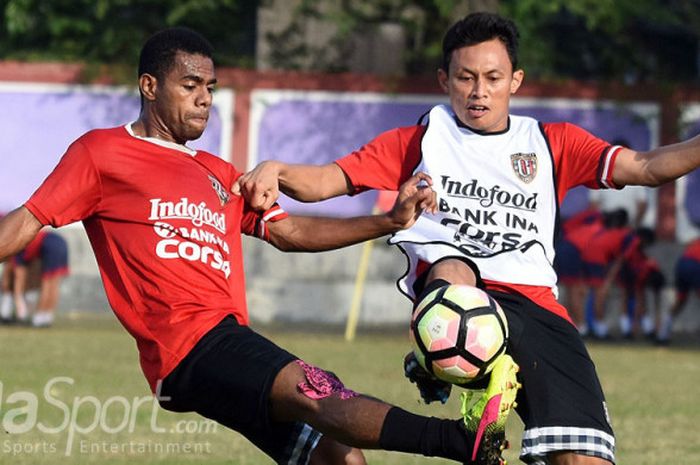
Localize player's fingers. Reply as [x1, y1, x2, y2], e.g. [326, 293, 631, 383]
[412, 171, 433, 186]
[246, 190, 270, 211]
[260, 194, 276, 211]
[231, 180, 242, 196]
[421, 188, 437, 214]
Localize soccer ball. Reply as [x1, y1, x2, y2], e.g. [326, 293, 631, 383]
[410, 284, 508, 385]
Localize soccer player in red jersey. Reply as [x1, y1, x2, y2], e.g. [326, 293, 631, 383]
[0, 27, 511, 465]
[11, 229, 69, 327]
[657, 237, 700, 344]
[236, 12, 700, 465]
[581, 209, 639, 339]
[554, 207, 604, 333]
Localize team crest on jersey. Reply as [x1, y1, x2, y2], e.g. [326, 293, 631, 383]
[208, 175, 230, 206]
[510, 152, 538, 183]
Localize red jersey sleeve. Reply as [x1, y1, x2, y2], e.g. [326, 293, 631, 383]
[543, 122, 622, 203]
[335, 126, 425, 193]
[24, 139, 102, 226]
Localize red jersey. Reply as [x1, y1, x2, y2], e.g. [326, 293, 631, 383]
[682, 238, 700, 261]
[562, 208, 604, 252]
[626, 250, 660, 288]
[25, 126, 285, 391]
[14, 229, 48, 263]
[582, 227, 639, 265]
[336, 119, 618, 320]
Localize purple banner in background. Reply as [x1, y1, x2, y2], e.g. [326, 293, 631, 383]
[0, 85, 223, 214]
[253, 94, 655, 217]
[255, 98, 439, 217]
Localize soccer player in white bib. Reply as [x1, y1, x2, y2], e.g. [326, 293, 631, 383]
[0, 27, 522, 465]
[236, 12, 700, 465]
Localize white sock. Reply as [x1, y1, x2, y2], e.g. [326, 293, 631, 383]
[641, 315, 655, 335]
[32, 311, 53, 327]
[15, 299, 28, 321]
[578, 323, 589, 336]
[0, 294, 12, 319]
[593, 320, 609, 338]
[657, 314, 673, 341]
[619, 314, 632, 335]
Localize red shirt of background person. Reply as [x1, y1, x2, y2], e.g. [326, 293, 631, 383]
[13, 229, 47, 263]
[583, 226, 639, 264]
[681, 237, 700, 261]
[562, 208, 604, 253]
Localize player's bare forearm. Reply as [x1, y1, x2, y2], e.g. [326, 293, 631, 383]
[267, 172, 436, 252]
[268, 214, 402, 252]
[278, 163, 352, 201]
[234, 161, 351, 211]
[0, 207, 43, 262]
[613, 135, 700, 186]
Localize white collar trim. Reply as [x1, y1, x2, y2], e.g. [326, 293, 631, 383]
[125, 123, 197, 156]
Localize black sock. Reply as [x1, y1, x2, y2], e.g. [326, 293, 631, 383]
[378, 407, 474, 460]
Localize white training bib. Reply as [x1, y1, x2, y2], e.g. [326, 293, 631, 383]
[390, 105, 558, 298]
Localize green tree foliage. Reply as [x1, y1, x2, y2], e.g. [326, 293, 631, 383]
[500, 0, 700, 82]
[0, 0, 258, 70]
[0, 0, 697, 83]
[265, 0, 699, 82]
[264, 0, 470, 73]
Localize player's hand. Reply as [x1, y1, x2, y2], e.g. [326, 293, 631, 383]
[404, 351, 452, 404]
[387, 172, 437, 230]
[232, 161, 282, 211]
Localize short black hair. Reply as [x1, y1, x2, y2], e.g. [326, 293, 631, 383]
[138, 27, 214, 80]
[603, 208, 629, 228]
[636, 226, 656, 246]
[441, 12, 519, 72]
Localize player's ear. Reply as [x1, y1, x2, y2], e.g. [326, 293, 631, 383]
[139, 73, 158, 102]
[437, 68, 449, 93]
[510, 69, 524, 95]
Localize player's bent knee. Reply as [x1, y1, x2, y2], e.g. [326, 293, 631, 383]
[270, 359, 358, 423]
[295, 360, 358, 401]
[427, 257, 477, 286]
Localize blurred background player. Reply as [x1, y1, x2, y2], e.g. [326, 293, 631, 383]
[0, 255, 12, 322]
[656, 237, 700, 344]
[619, 227, 663, 339]
[554, 206, 603, 334]
[581, 209, 639, 339]
[12, 229, 69, 327]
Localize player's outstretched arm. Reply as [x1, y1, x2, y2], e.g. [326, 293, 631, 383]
[613, 135, 700, 186]
[266, 172, 435, 252]
[0, 207, 43, 263]
[233, 161, 351, 211]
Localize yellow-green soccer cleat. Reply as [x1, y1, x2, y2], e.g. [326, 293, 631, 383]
[461, 354, 520, 465]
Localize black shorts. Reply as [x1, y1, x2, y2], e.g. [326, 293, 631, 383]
[159, 315, 321, 465]
[491, 291, 616, 464]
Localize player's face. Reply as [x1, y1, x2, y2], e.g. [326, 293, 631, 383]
[438, 38, 523, 133]
[153, 51, 216, 144]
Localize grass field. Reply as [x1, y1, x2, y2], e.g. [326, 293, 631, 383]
[0, 313, 698, 465]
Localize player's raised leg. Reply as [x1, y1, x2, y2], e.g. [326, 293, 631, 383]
[269, 358, 497, 463]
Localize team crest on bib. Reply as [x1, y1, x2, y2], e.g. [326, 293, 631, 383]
[510, 152, 538, 183]
[208, 175, 230, 206]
